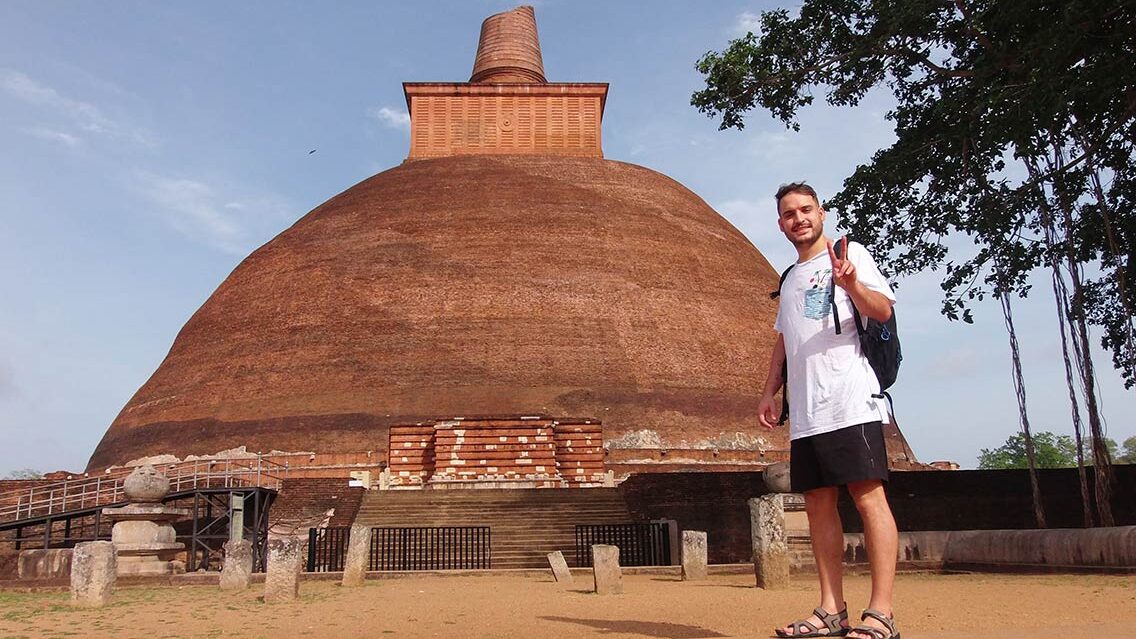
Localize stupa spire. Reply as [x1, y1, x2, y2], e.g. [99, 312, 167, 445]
[470, 5, 547, 83]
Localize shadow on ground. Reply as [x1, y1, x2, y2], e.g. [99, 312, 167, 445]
[541, 615, 728, 638]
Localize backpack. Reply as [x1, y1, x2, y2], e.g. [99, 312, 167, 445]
[769, 238, 901, 425]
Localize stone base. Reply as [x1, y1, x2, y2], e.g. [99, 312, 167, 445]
[115, 556, 186, 577]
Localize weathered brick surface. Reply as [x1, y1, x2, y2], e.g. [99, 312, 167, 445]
[269, 479, 365, 530]
[620, 467, 1136, 564]
[470, 6, 545, 83]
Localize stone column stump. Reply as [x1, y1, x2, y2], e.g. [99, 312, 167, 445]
[264, 535, 305, 603]
[546, 550, 573, 584]
[342, 524, 372, 587]
[591, 544, 623, 595]
[71, 541, 116, 607]
[681, 530, 708, 580]
[750, 494, 790, 589]
[220, 539, 254, 591]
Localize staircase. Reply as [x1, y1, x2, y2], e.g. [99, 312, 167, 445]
[353, 488, 635, 569]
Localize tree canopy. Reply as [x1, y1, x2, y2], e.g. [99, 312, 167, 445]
[692, 0, 1135, 387]
[3, 468, 43, 480]
[1116, 436, 1136, 464]
[978, 431, 1077, 469]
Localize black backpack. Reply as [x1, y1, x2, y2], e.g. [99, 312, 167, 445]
[769, 239, 901, 425]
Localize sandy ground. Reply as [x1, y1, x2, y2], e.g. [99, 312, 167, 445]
[0, 571, 1133, 639]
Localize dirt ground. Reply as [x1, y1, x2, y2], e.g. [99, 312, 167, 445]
[1, 571, 1133, 639]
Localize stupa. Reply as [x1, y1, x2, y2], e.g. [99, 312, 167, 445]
[87, 6, 917, 477]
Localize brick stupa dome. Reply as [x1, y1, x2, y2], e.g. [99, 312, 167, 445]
[87, 6, 918, 473]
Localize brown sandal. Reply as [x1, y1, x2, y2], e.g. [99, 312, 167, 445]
[774, 606, 849, 637]
[846, 608, 899, 639]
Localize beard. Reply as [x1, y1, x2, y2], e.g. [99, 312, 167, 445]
[787, 222, 822, 247]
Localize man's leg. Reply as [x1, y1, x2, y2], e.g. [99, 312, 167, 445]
[777, 486, 847, 635]
[847, 479, 898, 637]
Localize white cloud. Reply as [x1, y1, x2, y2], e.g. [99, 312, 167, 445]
[26, 127, 82, 148]
[745, 129, 798, 162]
[134, 173, 290, 255]
[367, 106, 411, 132]
[733, 11, 763, 36]
[0, 68, 155, 147]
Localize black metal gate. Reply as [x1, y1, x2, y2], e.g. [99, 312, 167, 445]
[306, 526, 491, 572]
[574, 522, 672, 567]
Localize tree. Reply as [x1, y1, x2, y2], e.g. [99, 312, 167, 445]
[692, 0, 1132, 526]
[1119, 436, 1136, 464]
[3, 468, 43, 480]
[978, 432, 1078, 469]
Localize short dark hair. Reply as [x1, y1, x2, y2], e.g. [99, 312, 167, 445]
[775, 182, 819, 206]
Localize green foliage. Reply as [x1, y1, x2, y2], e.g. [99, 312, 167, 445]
[3, 468, 43, 480]
[693, 0, 1136, 386]
[1119, 436, 1136, 464]
[978, 431, 1078, 469]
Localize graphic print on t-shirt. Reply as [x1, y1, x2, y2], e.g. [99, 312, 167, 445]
[802, 268, 833, 320]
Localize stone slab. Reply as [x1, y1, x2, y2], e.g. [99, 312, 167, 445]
[591, 544, 623, 595]
[681, 530, 708, 581]
[264, 535, 305, 602]
[18, 549, 72, 580]
[70, 541, 116, 607]
[546, 550, 572, 584]
[342, 524, 372, 587]
[750, 495, 790, 589]
[220, 539, 254, 591]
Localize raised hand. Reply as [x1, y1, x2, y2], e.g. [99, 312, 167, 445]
[826, 237, 856, 290]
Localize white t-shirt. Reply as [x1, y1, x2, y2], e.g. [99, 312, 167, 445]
[773, 241, 897, 440]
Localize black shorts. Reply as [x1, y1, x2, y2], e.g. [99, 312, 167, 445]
[789, 421, 889, 493]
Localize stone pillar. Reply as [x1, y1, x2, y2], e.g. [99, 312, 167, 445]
[750, 495, 790, 589]
[264, 535, 305, 603]
[342, 524, 372, 587]
[70, 541, 116, 607]
[220, 539, 254, 591]
[591, 544, 623, 595]
[680, 530, 708, 581]
[546, 550, 573, 584]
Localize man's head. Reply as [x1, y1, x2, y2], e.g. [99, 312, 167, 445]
[775, 182, 825, 249]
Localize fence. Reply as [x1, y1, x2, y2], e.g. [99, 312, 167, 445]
[574, 522, 672, 567]
[306, 526, 492, 572]
[0, 456, 288, 525]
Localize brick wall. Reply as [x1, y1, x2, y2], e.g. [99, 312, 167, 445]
[619, 466, 1136, 564]
[269, 478, 366, 530]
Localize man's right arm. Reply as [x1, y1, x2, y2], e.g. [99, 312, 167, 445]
[757, 333, 785, 429]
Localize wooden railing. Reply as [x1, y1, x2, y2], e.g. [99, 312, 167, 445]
[0, 456, 289, 525]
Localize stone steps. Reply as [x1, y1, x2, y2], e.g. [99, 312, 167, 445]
[352, 488, 642, 569]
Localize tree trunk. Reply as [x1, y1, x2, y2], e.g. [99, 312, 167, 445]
[999, 292, 1046, 528]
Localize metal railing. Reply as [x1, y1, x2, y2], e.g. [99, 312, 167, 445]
[306, 526, 492, 572]
[0, 456, 289, 524]
[574, 522, 672, 567]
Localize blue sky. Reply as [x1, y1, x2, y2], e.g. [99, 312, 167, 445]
[0, 1, 1130, 475]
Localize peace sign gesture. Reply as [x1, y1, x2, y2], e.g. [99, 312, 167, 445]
[827, 236, 857, 290]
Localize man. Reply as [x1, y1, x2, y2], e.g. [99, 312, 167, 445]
[758, 183, 900, 639]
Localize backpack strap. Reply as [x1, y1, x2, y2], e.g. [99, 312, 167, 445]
[772, 264, 794, 425]
[770, 264, 794, 300]
[830, 238, 845, 335]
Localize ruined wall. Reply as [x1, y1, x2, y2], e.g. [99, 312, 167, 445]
[619, 466, 1136, 564]
[269, 478, 365, 531]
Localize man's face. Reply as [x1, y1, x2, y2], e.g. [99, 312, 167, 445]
[777, 191, 825, 247]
